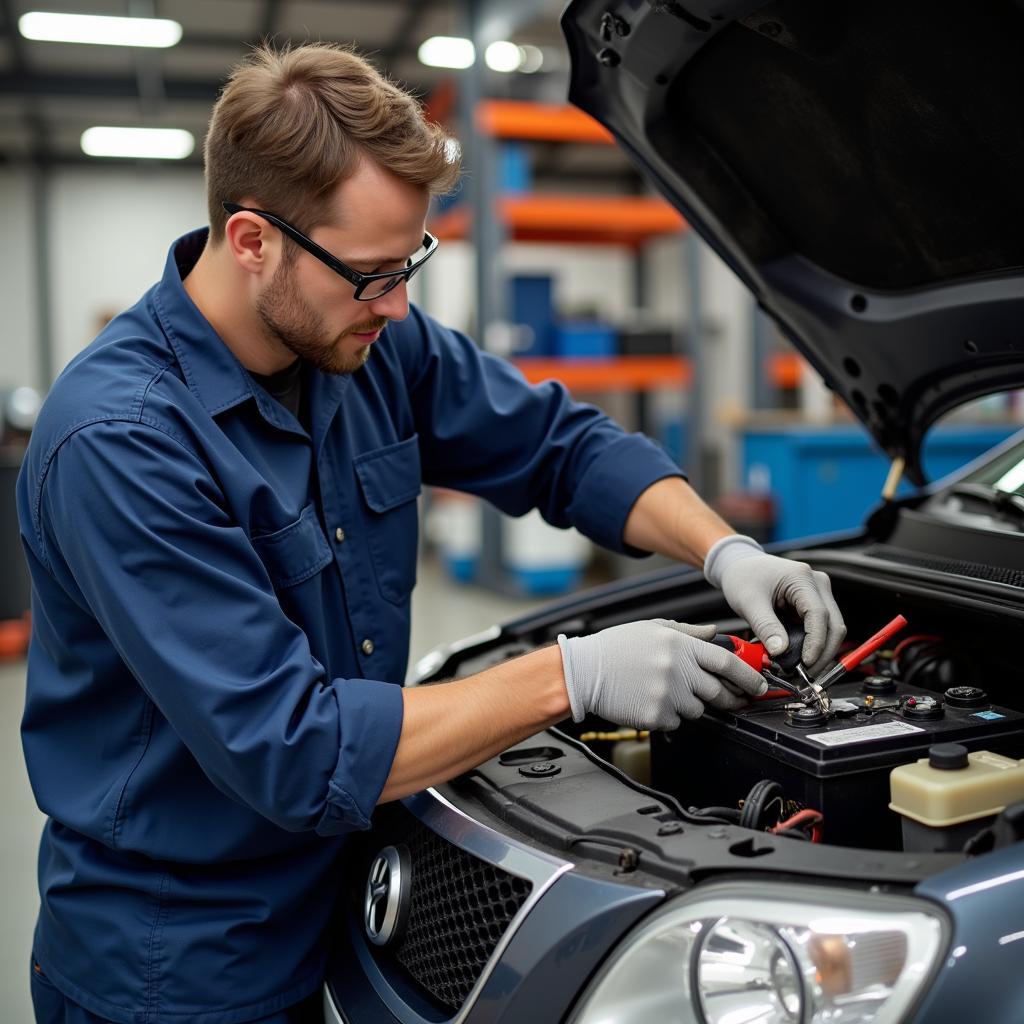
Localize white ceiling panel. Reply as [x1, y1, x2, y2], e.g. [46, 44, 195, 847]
[159, 45, 247, 80]
[0, 127, 32, 153]
[158, 0, 263, 37]
[36, 95, 208, 124]
[411, 6, 460, 44]
[21, 39, 140, 73]
[517, 10, 568, 45]
[277, 2, 406, 46]
[386, 55, 443, 91]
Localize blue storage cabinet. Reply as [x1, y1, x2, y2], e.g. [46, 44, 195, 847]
[509, 274, 556, 357]
[741, 424, 1019, 541]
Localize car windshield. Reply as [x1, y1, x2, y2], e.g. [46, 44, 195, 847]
[921, 431, 1024, 532]
[959, 434, 1024, 495]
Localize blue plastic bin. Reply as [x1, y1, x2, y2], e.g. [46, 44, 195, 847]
[499, 143, 531, 193]
[554, 321, 618, 358]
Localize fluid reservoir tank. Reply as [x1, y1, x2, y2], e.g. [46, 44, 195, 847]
[889, 744, 1024, 852]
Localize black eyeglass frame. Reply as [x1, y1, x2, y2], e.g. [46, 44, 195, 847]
[221, 201, 438, 301]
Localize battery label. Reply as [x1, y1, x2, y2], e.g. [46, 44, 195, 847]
[807, 720, 926, 746]
[972, 711, 1006, 721]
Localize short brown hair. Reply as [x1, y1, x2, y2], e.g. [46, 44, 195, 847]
[204, 43, 460, 242]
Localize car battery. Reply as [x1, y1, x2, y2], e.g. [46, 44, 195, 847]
[652, 678, 1024, 849]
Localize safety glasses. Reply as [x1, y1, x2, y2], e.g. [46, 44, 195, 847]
[221, 202, 438, 300]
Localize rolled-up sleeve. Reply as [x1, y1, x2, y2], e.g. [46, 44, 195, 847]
[36, 420, 403, 835]
[396, 307, 683, 554]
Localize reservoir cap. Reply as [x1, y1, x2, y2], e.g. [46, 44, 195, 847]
[929, 743, 970, 770]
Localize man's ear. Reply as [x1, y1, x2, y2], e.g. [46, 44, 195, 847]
[224, 209, 278, 275]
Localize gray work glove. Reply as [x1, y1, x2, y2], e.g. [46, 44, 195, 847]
[557, 619, 768, 730]
[704, 534, 846, 675]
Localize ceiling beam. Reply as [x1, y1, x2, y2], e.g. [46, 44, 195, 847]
[0, 70, 224, 103]
[0, 0, 25, 69]
[260, 0, 285, 42]
[0, 0, 48, 160]
[130, 0, 167, 112]
[0, 151, 204, 169]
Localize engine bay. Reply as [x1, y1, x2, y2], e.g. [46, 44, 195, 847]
[633, 579, 1024, 856]
[654, 637, 1024, 851]
[438, 554, 1024, 865]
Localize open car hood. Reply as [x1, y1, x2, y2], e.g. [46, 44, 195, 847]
[562, 0, 1024, 484]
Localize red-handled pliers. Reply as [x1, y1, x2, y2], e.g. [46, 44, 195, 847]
[710, 629, 804, 701]
[711, 614, 909, 706]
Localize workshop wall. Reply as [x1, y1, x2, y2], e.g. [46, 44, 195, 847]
[0, 170, 40, 390]
[47, 169, 207, 371]
[0, 168, 205, 382]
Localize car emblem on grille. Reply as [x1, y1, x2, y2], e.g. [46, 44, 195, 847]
[365, 844, 412, 946]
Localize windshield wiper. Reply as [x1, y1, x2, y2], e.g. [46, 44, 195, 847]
[946, 482, 1024, 525]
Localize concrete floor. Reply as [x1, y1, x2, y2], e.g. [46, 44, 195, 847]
[0, 657, 45, 1022]
[0, 555, 541, 1021]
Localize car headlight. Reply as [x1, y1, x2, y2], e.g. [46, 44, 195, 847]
[570, 882, 947, 1024]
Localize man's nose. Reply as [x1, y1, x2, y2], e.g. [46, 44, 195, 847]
[367, 278, 410, 322]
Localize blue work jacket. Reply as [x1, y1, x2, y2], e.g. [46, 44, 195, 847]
[16, 229, 682, 1023]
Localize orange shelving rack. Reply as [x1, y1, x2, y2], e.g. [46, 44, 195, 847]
[512, 355, 691, 391]
[475, 100, 615, 144]
[431, 194, 686, 247]
[429, 99, 686, 247]
[428, 98, 801, 392]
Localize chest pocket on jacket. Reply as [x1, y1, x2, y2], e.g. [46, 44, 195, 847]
[353, 434, 421, 605]
[251, 504, 333, 590]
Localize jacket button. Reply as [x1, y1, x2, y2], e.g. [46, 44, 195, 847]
[334, 527, 346, 543]
[361, 638, 375, 656]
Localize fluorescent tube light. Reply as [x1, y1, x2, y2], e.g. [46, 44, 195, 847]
[20, 12, 182, 48]
[81, 127, 195, 160]
[518, 45, 545, 74]
[484, 41, 522, 73]
[418, 36, 475, 69]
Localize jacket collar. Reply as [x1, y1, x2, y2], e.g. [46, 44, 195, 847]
[152, 228, 350, 437]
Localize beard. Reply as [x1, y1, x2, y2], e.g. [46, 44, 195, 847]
[255, 258, 387, 375]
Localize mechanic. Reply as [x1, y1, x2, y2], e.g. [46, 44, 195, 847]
[17, 43, 845, 1024]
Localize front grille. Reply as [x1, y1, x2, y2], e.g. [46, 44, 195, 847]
[394, 824, 533, 1011]
[864, 545, 1024, 587]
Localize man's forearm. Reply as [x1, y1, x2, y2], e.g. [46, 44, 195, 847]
[378, 477, 736, 806]
[378, 645, 570, 803]
[622, 476, 735, 566]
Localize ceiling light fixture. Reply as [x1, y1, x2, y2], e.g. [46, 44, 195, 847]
[484, 41, 523, 73]
[19, 11, 182, 48]
[81, 127, 195, 160]
[517, 45, 545, 74]
[418, 36, 475, 70]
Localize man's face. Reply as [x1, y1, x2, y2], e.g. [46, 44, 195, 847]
[254, 158, 431, 375]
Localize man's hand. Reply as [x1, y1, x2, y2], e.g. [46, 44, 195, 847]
[557, 619, 768, 730]
[704, 535, 846, 674]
